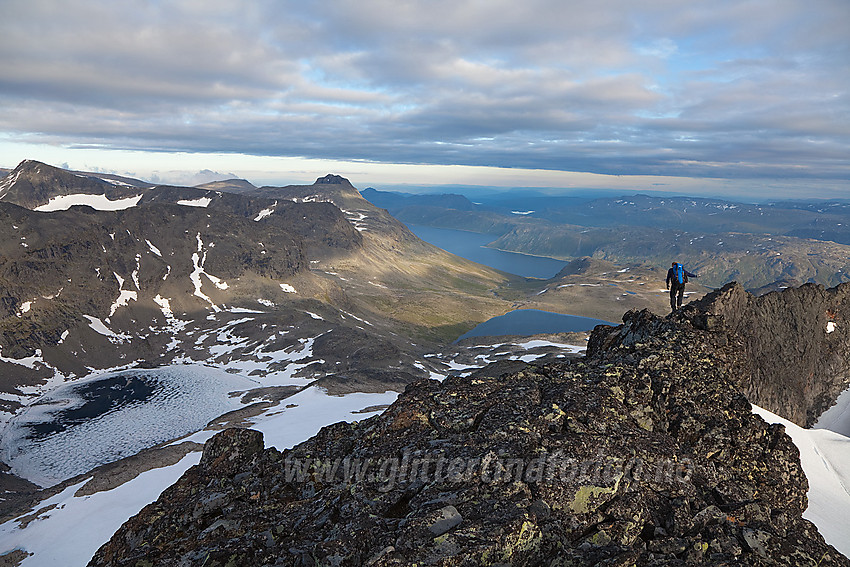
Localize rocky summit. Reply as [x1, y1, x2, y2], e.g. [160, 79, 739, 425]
[89, 285, 849, 566]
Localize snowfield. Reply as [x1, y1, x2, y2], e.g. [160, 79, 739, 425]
[0, 454, 200, 567]
[176, 196, 212, 207]
[753, 403, 850, 557]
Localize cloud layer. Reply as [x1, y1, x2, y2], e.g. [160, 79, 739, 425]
[1, 0, 848, 183]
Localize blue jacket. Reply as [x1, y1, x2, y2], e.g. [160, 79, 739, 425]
[666, 265, 697, 287]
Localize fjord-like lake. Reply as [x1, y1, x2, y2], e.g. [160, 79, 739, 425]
[406, 224, 566, 279]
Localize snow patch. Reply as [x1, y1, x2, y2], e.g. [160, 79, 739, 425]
[341, 209, 369, 231]
[815, 385, 850, 438]
[279, 283, 296, 293]
[0, 346, 47, 370]
[82, 315, 131, 343]
[131, 255, 141, 290]
[34, 194, 142, 212]
[97, 176, 135, 187]
[513, 339, 586, 353]
[0, 168, 25, 198]
[248, 386, 399, 451]
[254, 202, 277, 221]
[190, 233, 229, 311]
[176, 196, 212, 207]
[342, 311, 372, 326]
[145, 239, 162, 257]
[0, 453, 200, 567]
[109, 273, 137, 317]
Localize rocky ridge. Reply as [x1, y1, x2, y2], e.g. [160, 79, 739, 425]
[679, 282, 850, 427]
[89, 285, 850, 566]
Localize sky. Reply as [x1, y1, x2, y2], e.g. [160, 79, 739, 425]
[1, 0, 848, 199]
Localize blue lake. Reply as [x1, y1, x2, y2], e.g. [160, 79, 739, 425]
[406, 224, 566, 279]
[456, 309, 613, 342]
[407, 224, 615, 339]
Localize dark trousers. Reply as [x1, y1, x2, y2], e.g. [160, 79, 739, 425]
[669, 282, 685, 311]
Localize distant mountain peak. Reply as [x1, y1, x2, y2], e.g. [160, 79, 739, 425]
[10, 159, 52, 174]
[0, 159, 145, 209]
[315, 174, 349, 185]
[14, 158, 41, 167]
[194, 178, 257, 194]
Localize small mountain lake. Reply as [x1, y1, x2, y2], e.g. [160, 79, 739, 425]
[456, 309, 613, 342]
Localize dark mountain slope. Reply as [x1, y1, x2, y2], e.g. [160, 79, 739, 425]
[0, 160, 144, 208]
[0, 201, 307, 379]
[0, 167, 525, 418]
[680, 282, 850, 427]
[89, 295, 848, 566]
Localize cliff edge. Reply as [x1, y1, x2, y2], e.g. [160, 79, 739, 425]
[680, 281, 850, 427]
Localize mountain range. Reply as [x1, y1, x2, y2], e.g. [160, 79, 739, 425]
[0, 160, 848, 565]
[361, 187, 850, 290]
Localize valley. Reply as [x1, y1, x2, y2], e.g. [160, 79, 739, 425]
[0, 160, 848, 565]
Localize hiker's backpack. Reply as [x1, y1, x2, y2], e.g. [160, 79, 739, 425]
[675, 263, 686, 284]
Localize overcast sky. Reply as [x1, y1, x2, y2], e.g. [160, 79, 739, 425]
[1, 0, 848, 198]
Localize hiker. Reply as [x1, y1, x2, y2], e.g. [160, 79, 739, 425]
[666, 261, 697, 312]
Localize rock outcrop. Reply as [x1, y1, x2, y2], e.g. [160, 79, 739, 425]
[681, 282, 850, 427]
[89, 302, 849, 566]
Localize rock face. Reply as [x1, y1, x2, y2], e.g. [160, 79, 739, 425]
[89, 305, 848, 566]
[681, 282, 850, 427]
